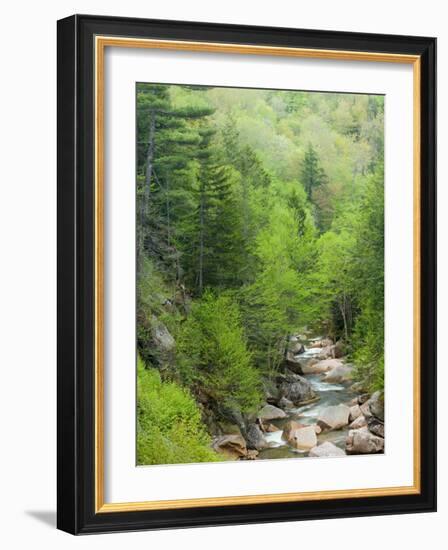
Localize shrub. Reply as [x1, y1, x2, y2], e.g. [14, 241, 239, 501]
[137, 356, 218, 465]
[178, 291, 263, 413]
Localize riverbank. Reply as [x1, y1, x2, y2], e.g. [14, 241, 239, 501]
[211, 336, 385, 460]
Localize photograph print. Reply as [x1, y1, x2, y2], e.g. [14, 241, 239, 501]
[136, 82, 385, 466]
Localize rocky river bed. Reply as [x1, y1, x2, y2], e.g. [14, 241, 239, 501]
[211, 337, 385, 460]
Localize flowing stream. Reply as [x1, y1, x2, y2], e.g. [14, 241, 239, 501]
[258, 347, 353, 459]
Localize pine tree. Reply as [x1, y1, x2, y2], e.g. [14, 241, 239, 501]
[300, 142, 328, 200]
[136, 84, 213, 278]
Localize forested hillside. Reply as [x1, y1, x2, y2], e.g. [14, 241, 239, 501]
[136, 83, 385, 464]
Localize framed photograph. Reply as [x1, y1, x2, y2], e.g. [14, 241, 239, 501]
[57, 14, 436, 534]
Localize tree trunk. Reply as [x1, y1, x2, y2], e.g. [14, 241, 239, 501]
[144, 111, 156, 215]
[165, 176, 171, 247]
[339, 296, 349, 341]
[198, 187, 205, 294]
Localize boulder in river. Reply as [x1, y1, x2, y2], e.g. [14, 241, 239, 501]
[282, 420, 306, 442]
[349, 414, 367, 429]
[346, 427, 384, 454]
[317, 345, 334, 360]
[257, 404, 287, 421]
[284, 352, 306, 374]
[367, 417, 385, 438]
[212, 434, 247, 459]
[279, 373, 317, 405]
[289, 341, 306, 355]
[318, 404, 351, 431]
[309, 358, 343, 374]
[290, 426, 317, 450]
[245, 424, 269, 450]
[310, 337, 333, 348]
[322, 364, 353, 384]
[309, 441, 346, 457]
[367, 391, 385, 421]
[349, 404, 362, 422]
[278, 396, 294, 410]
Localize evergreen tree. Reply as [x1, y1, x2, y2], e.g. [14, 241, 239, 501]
[300, 142, 328, 200]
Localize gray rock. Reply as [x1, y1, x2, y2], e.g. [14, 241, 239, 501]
[289, 341, 305, 354]
[278, 396, 294, 410]
[257, 404, 287, 421]
[368, 391, 385, 421]
[318, 404, 351, 431]
[245, 424, 268, 450]
[358, 393, 370, 404]
[283, 352, 305, 374]
[309, 441, 346, 457]
[367, 417, 385, 438]
[279, 374, 316, 405]
[346, 427, 384, 454]
[151, 317, 175, 352]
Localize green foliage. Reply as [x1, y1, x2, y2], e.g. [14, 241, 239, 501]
[136, 83, 386, 465]
[178, 291, 263, 413]
[350, 164, 385, 390]
[137, 356, 218, 465]
[239, 185, 316, 371]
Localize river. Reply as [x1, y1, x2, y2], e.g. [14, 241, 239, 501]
[258, 347, 353, 459]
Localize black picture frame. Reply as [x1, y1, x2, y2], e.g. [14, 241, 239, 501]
[57, 14, 436, 534]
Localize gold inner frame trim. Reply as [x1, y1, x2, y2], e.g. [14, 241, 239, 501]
[94, 35, 421, 513]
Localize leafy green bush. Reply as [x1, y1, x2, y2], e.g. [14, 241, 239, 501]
[178, 291, 263, 413]
[137, 356, 218, 465]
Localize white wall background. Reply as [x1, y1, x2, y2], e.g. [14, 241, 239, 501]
[0, 0, 444, 547]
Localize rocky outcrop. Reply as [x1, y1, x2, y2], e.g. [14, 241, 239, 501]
[257, 404, 287, 421]
[318, 404, 351, 431]
[322, 364, 353, 383]
[309, 441, 346, 457]
[212, 434, 247, 459]
[346, 427, 384, 454]
[151, 317, 175, 352]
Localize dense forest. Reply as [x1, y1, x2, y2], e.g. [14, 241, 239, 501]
[136, 83, 385, 465]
